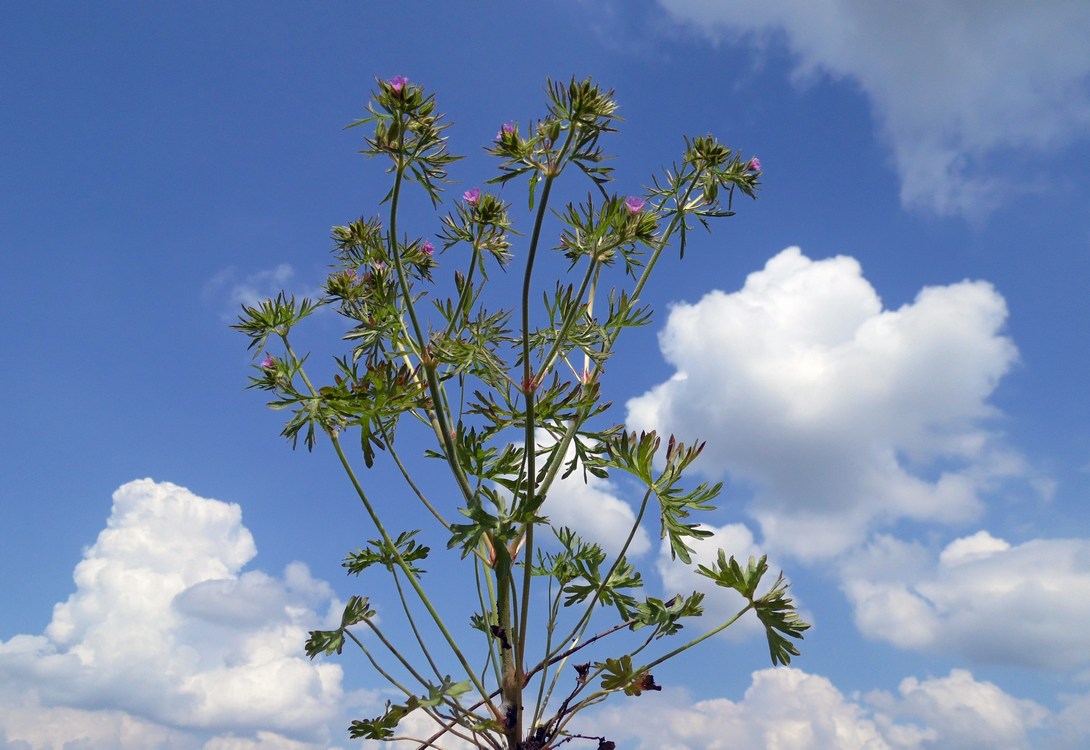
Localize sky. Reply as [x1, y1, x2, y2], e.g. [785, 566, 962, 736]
[3, 1, 1090, 748]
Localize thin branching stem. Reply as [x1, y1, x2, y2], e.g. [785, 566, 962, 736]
[549, 486, 654, 662]
[330, 433, 496, 711]
[389, 568, 446, 683]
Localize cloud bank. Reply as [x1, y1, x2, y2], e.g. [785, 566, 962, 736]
[594, 666, 1053, 750]
[842, 531, 1090, 670]
[0, 479, 350, 749]
[658, 0, 1090, 218]
[626, 247, 1021, 559]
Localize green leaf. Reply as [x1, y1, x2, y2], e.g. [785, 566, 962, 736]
[347, 676, 471, 740]
[304, 628, 345, 659]
[630, 592, 705, 637]
[231, 292, 324, 353]
[348, 701, 410, 740]
[696, 551, 769, 599]
[447, 486, 514, 558]
[597, 655, 660, 696]
[304, 595, 375, 659]
[753, 573, 810, 666]
[421, 675, 473, 707]
[603, 430, 660, 485]
[343, 531, 430, 576]
[696, 553, 810, 665]
[341, 595, 376, 627]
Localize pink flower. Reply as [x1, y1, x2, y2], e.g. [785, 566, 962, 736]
[260, 354, 275, 369]
[422, 240, 435, 256]
[463, 187, 481, 205]
[496, 122, 516, 140]
[388, 76, 408, 93]
[624, 196, 645, 214]
[747, 157, 762, 172]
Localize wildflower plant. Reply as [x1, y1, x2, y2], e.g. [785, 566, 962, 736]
[234, 76, 808, 750]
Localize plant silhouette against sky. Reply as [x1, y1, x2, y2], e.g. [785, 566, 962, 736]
[235, 76, 808, 750]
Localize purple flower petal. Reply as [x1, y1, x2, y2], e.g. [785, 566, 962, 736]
[624, 196, 645, 214]
[388, 76, 408, 93]
[464, 187, 481, 206]
[747, 157, 762, 172]
[260, 354, 275, 369]
[422, 240, 435, 256]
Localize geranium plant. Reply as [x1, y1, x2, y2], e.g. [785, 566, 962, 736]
[235, 76, 807, 750]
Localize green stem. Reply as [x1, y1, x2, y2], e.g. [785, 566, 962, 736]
[533, 165, 709, 503]
[344, 629, 482, 748]
[441, 243, 482, 339]
[493, 544, 521, 750]
[413, 619, 632, 750]
[330, 433, 495, 711]
[641, 603, 753, 673]
[548, 486, 653, 662]
[475, 555, 503, 688]
[390, 568, 445, 682]
[386, 139, 477, 510]
[533, 257, 599, 385]
[511, 141, 567, 746]
[362, 616, 434, 692]
[381, 424, 451, 530]
[530, 577, 562, 731]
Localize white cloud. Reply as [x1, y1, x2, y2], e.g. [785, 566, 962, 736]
[658, 0, 1090, 218]
[655, 522, 770, 639]
[590, 665, 1058, 750]
[0, 479, 352, 749]
[842, 531, 1090, 670]
[1055, 689, 1090, 749]
[937, 529, 1009, 566]
[205, 263, 298, 310]
[626, 247, 1022, 560]
[594, 665, 1050, 749]
[203, 264, 325, 321]
[866, 669, 1048, 750]
[595, 668, 890, 750]
[535, 429, 652, 558]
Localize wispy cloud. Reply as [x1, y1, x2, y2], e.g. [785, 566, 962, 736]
[658, 0, 1090, 219]
[203, 264, 324, 321]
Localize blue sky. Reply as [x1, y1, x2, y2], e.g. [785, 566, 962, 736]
[3, 2, 1090, 748]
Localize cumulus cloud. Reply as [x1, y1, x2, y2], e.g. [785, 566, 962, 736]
[533, 429, 652, 557]
[867, 669, 1048, 750]
[1055, 689, 1090, 749]
[655, 522, 771, 639]
[626, 247, 1022, 559]
[841, 531, 1090, 670]
[657, 0, 1090, 218]
[544, 471, 652, 557]
[594, 666, 1049, 749]
[0, 479, 352, 749]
